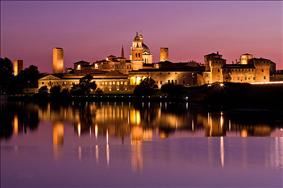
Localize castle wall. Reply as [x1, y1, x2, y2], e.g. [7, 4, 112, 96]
[223, 68, 256, 83]
[129, 71, 198, 88]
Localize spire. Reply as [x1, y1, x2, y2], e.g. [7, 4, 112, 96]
[121, 45, 125, 58]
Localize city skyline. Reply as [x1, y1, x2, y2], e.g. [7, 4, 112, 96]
[1, 1, 283, 72]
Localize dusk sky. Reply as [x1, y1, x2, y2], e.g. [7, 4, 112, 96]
[1, 1, 283, 72]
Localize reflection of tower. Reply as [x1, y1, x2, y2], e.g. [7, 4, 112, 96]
[13, 60, 23, 76]
[160, 48, 169, 62]
[121, 45, 125, 58]
[13, 114, 19, 135]
[205, 112, 225, 137]
[52, 47, 64, 73]
[220, 137, 225, 167]
[52, 122, 64, 159]
[131, 141, 143, 172]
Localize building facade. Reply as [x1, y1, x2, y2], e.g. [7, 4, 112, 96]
[203, 52, 274, 84]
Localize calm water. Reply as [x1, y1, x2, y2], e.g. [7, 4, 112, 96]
[1, 102, 283, 188]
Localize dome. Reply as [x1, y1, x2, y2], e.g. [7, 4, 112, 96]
[142, 43, 151, 54]
[133, 32, 143, 42]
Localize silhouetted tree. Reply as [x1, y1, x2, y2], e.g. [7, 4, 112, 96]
[37, 86, 49, 99]
[11, 65, 41, 93]
[95, 88, 103, 95]
[134, 77, 158, 96]
[0, 57, 13, 94]
[50, 85, 61, 100]
[161, 83, 186, 96]
[70, 74, 96, 96]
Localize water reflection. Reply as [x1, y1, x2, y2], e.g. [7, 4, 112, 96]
[1, 102, 283, 140]
[1, 102, 283, 171]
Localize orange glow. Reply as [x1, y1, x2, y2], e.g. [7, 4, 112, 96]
[13, 115, 19, 135]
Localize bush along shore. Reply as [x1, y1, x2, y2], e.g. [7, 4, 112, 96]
[7, 82, 283, 109]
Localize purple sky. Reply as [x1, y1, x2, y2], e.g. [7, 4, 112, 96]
[1, 1, 282, 73]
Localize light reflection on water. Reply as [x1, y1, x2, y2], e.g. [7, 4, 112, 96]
[1, 102, 283, 187]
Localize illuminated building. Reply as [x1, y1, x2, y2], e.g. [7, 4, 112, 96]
[52, 47, 64, 73]
[203, 52, 274, 84]
[240, 53, 253, 64]
[160, 48, 169, 62]
[13, 60, 23, 76]
[37, 34, 277, 93]
[130, 32, 153, 70]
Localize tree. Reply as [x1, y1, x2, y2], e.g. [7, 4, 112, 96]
[161, 83, 186, 96]
[37, 86, 49, 98]
[11, 65, 41, 94]
[0, 57, 13, 94]
[70, 84, 84, 96]
[70, 74, 96, 96]
[95, 88, 103, 95]
[133, 77, 158, 96]
[50, 85, 61, 99]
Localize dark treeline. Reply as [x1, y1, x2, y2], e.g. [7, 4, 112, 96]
[0, 57, 41, 94]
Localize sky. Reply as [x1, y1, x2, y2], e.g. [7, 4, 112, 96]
[1, 1, 283, 73]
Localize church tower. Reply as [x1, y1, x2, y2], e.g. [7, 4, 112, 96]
[130, 32, 144, 70]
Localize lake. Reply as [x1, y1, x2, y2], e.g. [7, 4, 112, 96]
[1, 102, 283, 188]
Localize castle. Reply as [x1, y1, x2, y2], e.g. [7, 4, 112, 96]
[38, 32, 276, 93]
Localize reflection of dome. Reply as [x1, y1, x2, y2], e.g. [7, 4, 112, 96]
[142, 43, 150, 54]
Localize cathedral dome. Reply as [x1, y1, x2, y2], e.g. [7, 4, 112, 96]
[142, 43, 151, 54]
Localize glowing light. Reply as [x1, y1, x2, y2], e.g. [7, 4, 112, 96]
[251, 81, 283, 85]
[241, 129, 248, 137]
[77, 123, 81, 137]
[95, 124, 98, 139]
[220, 137, 225, 167]
[13, 115, 19, 135]
[95, 145, 99, 163]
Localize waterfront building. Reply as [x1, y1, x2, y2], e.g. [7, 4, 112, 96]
[13, 59, 23, 76]
[37, 34, 277, 93]
[38, 71, 133, 93]
[53, 47, 64, 73]
[130, 32, 153, 70]
[203, 52, 275, 84]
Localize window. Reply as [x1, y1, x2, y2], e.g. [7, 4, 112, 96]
[262, 69, 264, 72]
[264, 76, 266, 80]
[160, 81, 162, 84]
[168, 80, 170, 83]
[175, 80, 177, 84]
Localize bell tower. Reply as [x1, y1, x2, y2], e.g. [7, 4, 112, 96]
[130, 32, 144, 70]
